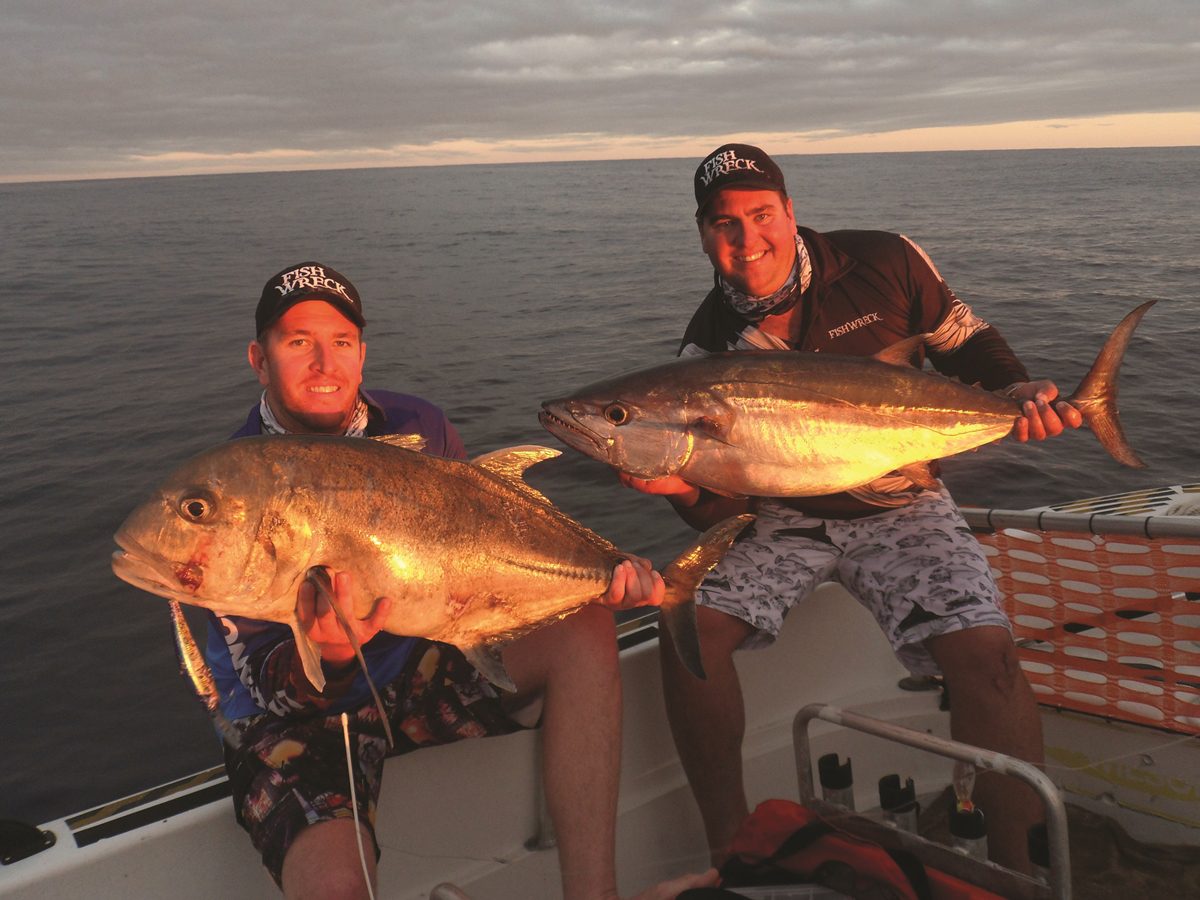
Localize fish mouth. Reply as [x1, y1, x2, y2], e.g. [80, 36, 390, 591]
[111, 533, 203, 603]
[538, 405, 609, 458]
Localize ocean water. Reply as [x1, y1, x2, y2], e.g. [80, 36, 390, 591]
[1, 147, 1197, 827]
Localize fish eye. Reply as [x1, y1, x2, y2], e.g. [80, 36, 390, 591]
[603, 404, 630, 426]
[178, 493, 215, 522]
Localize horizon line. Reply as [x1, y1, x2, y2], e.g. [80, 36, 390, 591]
[5, 110, 1198, 187]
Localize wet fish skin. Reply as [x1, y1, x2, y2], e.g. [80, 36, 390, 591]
[112, 437, 745, 689]
[539, 301, 1153, 498]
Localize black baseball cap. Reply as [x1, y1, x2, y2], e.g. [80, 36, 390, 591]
[694, 143, 788, 215]
[255, 261, 366, 337]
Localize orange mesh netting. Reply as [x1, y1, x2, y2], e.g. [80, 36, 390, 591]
[967, 513, 1200, 735]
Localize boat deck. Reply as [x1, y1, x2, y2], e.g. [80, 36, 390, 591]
[2, 486, 1199, 898]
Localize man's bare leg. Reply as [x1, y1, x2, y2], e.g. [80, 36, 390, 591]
[659, 605, 757, 866]
[504, 604, 721, 900]
[926, 626, 1044, 873]
[281, 818, 376, 900]
[503, 604, 627, 899]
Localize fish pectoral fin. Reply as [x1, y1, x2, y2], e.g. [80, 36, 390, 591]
[873, 334, 929, 368]
[899, 462, 939, 490]
[689, 414, 734, 446]
[463, 643, 517, 693]
[370, 433, 428, 452]
[696, 482, 749, 500]
[290, 618, 327, 693]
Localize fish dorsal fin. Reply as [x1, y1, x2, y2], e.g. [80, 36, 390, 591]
[472, 445, 560, 506]
[873, 334, 929, 368]
[370, 433, 427, 452]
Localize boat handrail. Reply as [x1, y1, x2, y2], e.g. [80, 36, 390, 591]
[794, 702, 1069, 900]
[961, 506, 1200, 540]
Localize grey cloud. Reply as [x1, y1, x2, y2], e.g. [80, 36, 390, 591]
[2, 0, 1197, 179]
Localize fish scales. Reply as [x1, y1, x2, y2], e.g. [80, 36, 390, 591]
[540, 302, 1153, 498]
[113, 435, 746, 692]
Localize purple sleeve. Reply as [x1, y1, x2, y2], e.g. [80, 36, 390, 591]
[439, 416, 468, 461]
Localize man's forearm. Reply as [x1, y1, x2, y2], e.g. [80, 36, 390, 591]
[668, 488, 754, 531]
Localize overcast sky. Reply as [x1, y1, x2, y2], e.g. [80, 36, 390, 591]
[4, 0, 1198, 183]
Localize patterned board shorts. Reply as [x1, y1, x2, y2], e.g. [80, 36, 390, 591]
[223, 640, 529, 886]
[698, 487, 1012, 676]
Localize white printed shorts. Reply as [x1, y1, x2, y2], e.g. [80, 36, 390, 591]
[696, 487, 1011, 676]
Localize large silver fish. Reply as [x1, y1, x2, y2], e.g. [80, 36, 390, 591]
[112, 437, 749, 690]
[539, 301, 1153, 498]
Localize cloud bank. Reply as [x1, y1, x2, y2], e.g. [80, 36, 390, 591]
[4, 0, 1197, 181]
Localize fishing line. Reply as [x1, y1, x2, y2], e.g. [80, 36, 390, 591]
[309, 565, 396, 748]
[1041, 729, 1199, 772]
[342, 712, 376, 900]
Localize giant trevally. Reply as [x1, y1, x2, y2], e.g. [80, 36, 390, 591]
[539, 301, 1153, 498]
[112, 437, 750, 690]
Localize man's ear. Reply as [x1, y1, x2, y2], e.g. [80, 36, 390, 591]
[248, 340, 269, 387]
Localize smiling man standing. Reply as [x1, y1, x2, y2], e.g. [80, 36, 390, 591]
[621, 145, 1081, 873]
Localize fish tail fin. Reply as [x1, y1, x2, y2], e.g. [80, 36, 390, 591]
[305, 566, 396, 748]
[660, 513, 756, 680]
[1066, 299, 1154, 469]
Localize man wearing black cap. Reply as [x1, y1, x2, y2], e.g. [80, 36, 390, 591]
[204, 262, 717, 899]
[621, 145, 1082, 872]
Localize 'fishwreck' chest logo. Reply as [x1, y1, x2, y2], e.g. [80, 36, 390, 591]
[275, 265, 354, 303]
[828, 312, 882, 340]
[700, 150, 763, 186]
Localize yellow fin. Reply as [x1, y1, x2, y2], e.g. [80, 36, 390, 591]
[899, 462, 939, 490]
[695, 481, 749, 500]
[472, 445, 560, 506]
[690, 414, 733, 446]
[462, 643, 516, 693]
[370, 433, 427, 452]
[872, 334, 928, 368]
[290, 617, 327, 693]
[660, 513, 756, 680]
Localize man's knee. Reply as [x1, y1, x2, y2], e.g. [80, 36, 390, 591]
[281, 819, 376, 900]
[927, 627, 1028, 700]
[559, 603, 619, 660]
[696, 605, 756, 654]
[660, 605, 755, 675]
